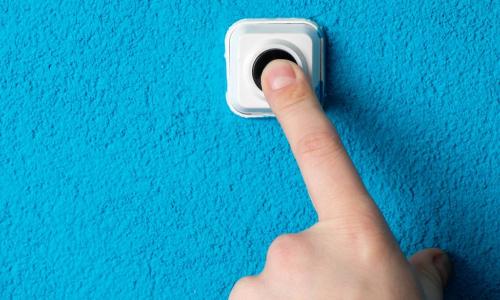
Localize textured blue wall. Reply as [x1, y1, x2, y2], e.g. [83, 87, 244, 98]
[1, 1, 498, 299]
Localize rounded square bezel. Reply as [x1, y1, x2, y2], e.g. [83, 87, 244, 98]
[225, 19, 325, 118]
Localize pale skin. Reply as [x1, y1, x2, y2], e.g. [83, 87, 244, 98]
[229, 60, 452, 300]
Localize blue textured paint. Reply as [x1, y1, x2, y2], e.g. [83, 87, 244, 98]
[0, 1, 498, 299]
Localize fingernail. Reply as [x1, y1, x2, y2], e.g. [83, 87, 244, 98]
[265, 60, 296, 91]
[433, 252, 452, 283]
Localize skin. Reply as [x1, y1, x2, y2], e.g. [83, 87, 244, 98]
[229, 60, 452, 300]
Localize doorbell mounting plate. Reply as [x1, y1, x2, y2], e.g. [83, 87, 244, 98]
[225, 18, 325, 118]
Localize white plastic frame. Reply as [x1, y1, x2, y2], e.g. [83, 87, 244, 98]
[225, 18, 325, 118]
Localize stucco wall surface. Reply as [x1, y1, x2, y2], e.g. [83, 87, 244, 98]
[1, 1, 498, 299]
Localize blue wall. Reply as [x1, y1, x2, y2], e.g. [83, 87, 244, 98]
[1, 1, 498, 299]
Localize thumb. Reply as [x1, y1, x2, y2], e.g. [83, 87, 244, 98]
[409, 248, 453, 300]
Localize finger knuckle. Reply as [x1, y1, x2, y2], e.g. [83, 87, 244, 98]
[332, 212, 395, 265]
[229, 276, 259, 300]
[265, 234, 312, 275]
[294, 131, 343, 162]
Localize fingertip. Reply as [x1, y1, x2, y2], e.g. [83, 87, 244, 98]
[432, 251, 453, 285]
[410, 248, 453, 286]
[260, 59, 316, 115]
[261, 59, 301, 93]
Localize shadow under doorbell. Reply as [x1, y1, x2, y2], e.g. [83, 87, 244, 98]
[225, 18, 325, 118]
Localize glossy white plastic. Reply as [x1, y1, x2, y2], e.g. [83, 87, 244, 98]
[225, 18, 325, 118]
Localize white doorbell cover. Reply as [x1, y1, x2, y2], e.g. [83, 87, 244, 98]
[225, 18, 325, 118]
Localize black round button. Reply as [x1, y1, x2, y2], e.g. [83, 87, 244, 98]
[252, 49, 297, 90]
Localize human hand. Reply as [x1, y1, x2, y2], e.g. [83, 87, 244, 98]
[229, 60, 452, 300]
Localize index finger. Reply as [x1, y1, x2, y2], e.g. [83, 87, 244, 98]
[261, 60, 382, 223]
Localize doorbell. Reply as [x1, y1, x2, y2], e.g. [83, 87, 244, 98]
[225, 18, 325, 118]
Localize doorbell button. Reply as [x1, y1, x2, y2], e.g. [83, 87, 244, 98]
[252, 48, 297, 90]
[225, 18, 325, 118]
